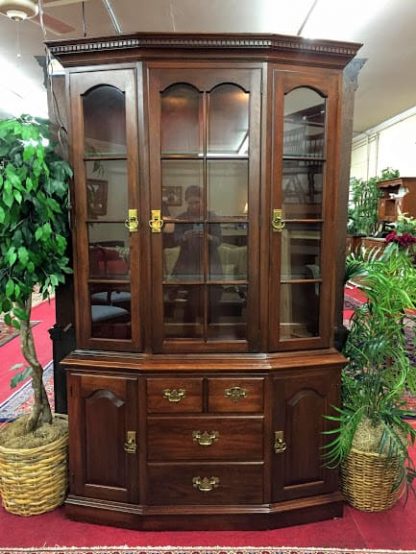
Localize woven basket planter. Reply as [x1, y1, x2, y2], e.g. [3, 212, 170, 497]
[0, 418, 68, 516]
[341, 447, 402, 512]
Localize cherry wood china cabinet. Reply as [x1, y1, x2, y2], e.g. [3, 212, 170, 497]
[47, 32, 361, 531]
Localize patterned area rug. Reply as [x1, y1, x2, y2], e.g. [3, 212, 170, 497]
[0, 361, 54, 423]
[0, 546, 416, 554]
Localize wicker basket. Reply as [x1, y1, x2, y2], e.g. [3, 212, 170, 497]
[0, 418, 68, 516]
[341, 447, 403, 512]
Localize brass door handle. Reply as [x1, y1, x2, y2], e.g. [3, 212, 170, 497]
[192, 430, 219, 446]
[162, 388, 186, 403]
[224, 386, 247, 402]
[125, 209, 139, 232]
[274, 430, 287, 454]
[192, 476, 220, 492]
[123, 431, 137, 454]
[272, 208, 285, 232]
[149, 209, 164, 233]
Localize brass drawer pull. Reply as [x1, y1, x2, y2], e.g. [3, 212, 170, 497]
[162, 388, 186, 403]
[274, 430, 287, 454]
[123, 431, 137, 454]
[192, 430, 219, 446]
[224, 386, 248, 402]
[192, 476, 220, 492]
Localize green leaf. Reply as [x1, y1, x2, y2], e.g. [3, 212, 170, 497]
[25, 176, 34, 192]
[10, 362, 24, 371]
[18, 246, 29, 266]
[11, 319, 20, 330]
[13, 306, 28, 321]
[3, 188, 13, 208]
[10, 366, 32, 388]
[3, 313, 12, 326]
[6, 247, 17, 266]
[0, 206, 5, 223]
[13, 189, 22, 204]
[5, 279, 14, 297]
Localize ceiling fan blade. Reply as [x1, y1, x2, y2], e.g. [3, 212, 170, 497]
[32, 12, 75, 34]
[43, 0, 92, 7]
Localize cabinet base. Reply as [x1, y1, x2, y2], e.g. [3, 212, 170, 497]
[65, 492, 344, 531]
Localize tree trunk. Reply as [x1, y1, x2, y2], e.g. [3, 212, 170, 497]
[20, 295, 53, 433]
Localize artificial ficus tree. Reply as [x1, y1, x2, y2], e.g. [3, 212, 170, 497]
[0, 115, 72, 433]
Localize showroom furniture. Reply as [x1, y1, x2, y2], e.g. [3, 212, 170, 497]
[47, 32, 361, 530]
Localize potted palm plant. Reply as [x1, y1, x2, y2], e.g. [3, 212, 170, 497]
[325, 243, 416, 511]
[0, 115, 72, 515]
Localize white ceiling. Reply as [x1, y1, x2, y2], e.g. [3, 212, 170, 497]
[0, 0, 415, 133]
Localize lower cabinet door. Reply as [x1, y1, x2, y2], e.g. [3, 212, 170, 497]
[68, 372, 139, 503]
[271, 368, 340, 501]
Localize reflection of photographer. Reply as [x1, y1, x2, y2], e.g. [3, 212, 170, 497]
[170, 185, 222, 326]
[172, 185, 222, 280]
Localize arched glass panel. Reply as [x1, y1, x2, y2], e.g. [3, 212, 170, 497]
[208, 84, 249, 155]
[83, 85, 126, 156]
[207, 85, 249, 218]
[161, 84, 201, 155]
[282, 87, 326, 219]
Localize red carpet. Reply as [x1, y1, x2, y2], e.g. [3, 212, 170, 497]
[0, 299, 55, 405]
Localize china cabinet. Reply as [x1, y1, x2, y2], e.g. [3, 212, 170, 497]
[47, 32, 361, 530]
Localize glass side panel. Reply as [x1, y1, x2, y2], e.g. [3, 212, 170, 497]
[281, 223, 321, 280]
[163, 223, 203, 282]
[284, 88, 326, 159]
[280, 283, 320, 339]
[161, 84, 202, 155]
[85, 160, 127, 221]
[89, 283, 131, 340]
[83, 85, 126, 156]
[209, 224, 247, 281]
[207, 285, 247, 340]
[282, 160, 323, 219]
[88, 223, 130, 279]
[161, 160, 203, 219]
[207, 160, 248, 217]
[163, 285, 204, 338]
[208, 84, 249, 156]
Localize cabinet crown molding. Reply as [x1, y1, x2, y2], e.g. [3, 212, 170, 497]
[46, 32, 361, 68]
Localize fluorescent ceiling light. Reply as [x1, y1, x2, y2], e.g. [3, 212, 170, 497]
[0, 55, 47, 118]
[301, 0, 390, 41]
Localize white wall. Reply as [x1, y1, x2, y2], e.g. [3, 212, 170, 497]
[351, 106, 416, 180]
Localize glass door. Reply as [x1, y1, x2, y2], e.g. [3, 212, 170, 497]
[148, 67, 261, 352]
[70, 69, 141, 351]
[269, 70, 340, 350]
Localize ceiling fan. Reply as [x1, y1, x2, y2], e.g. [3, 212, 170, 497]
[0, 0, 87, 35]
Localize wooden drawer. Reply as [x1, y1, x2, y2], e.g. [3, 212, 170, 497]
[147, 378, 203, 413]
[147, 416, 263, 461]
[208, 377, 264, 413]
[147, 463, 264, 505]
